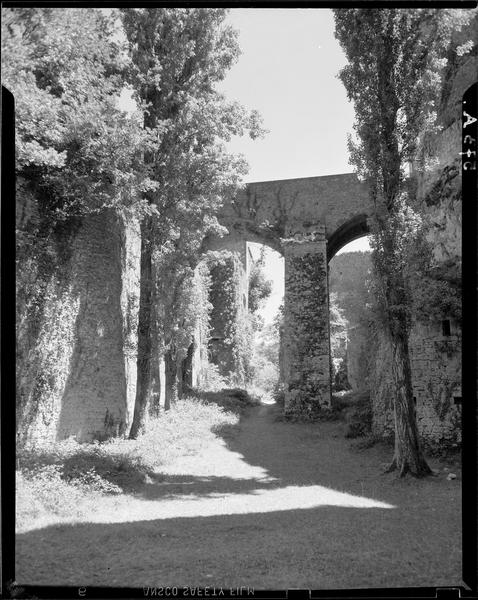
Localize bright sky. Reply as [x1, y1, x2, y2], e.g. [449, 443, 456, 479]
[217, 8, 355, 182]
[219, 9, 371, 323]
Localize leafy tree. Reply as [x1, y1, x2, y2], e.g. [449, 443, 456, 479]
[248, 246, 273, 337]
[2, 8, 151, 221]
[121, 8, 264, 435]
[333, 8, 471, 476]
[248, 248, 273, 316]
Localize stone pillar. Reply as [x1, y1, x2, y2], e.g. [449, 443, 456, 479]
[282, 225, 331, 418]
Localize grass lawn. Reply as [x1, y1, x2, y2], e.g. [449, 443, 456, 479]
[16, 391, 463, 590]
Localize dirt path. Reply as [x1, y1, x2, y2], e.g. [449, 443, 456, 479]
[16, 402, 462, 590]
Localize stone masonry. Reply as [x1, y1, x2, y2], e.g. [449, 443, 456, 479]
[371, 321, 461, 449]
[204, 173, 373, 417]
[17, 200, 141, 444]
[282, 226, 331, 416]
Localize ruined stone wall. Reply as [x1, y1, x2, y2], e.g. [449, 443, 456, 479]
[189, 262, 213, 389]
[57, 210, 141, 442]
[371, 322, 461, 450]
[16, 181, 141, 444]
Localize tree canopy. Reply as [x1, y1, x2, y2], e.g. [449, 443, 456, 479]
[2, 8, 153, 220]
[120, 9, 265, 432]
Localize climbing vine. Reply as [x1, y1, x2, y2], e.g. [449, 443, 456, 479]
[205, 250, 254, 387]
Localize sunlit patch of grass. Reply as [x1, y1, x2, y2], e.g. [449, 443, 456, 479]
[17, 396, 240, 530]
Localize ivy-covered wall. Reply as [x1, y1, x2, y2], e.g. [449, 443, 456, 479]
[16, 179, 141, 445]
[205, 246, 252, 386]
[188, 261, 212, 389]
[370, 321, 461, 451]
[283, 226, 331, 418]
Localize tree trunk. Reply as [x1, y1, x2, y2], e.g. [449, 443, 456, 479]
[164, 350, 179, 411]
[386, 333, 432, 476]
[129, 215, 154, 439]
[148, 301, 162, 418]
[181, 342, 194, 393]
[176, 359, 184, 399]
[375, 26, 432, 478]
[129, 87, 161, 438]
[383, 277, 432, 477]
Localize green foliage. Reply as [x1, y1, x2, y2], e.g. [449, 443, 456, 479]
[332, 9, 472, 474]
[2, 8, 151, 221]
[205, 250, 254, 387]
[197, 362, 227, 392]
[335, 9, 473, 181]
[248, 250, 273, 315]
[341, 390, 373, 439]
[334, 9, 470, 333]
[405, 229, 462, 323]
[250, 320, 281, 396]
[191, 387, 260, 416]
[329, 291, 348, 361]
[120, 9, 265, 398]
[333, 9, 470, 335]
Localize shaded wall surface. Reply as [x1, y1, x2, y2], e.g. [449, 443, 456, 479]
[57, 211, 140, 441]
[16, 187, 140, 444]
[371, 322, 461, 449]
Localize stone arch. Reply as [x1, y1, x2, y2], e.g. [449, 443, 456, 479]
[327, 213, 370, 263]
[201, 173, 373, 417]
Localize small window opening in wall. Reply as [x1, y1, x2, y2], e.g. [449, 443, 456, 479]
[453, 396, 462, 406]
[442, 319, 451, 336]
[413, 396, 417, 406]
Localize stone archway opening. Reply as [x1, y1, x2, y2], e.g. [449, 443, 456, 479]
[328, 234, 372, 395]
[201, 238, 285, 401]
[247, 242, 285, 404]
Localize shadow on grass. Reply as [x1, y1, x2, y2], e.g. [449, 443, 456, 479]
[16, 398, 462, 589]
[137, 473, 281, 500]
[15, 503, 460, 589]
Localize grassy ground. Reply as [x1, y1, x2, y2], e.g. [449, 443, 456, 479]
[16, 392, 462, 590]
[17, 392, 254, 531]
